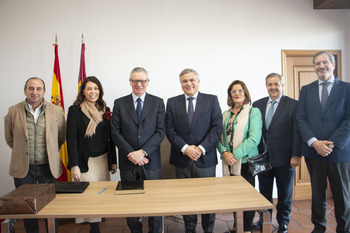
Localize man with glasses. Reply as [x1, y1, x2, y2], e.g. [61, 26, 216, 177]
[296, 51, 350, 233]
[165, 68, 222, 233]
[252, 73, 301, 233]
[111, 67, 165, 233]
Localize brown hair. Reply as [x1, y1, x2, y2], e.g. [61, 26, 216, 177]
[226, 80, 251, 107]
[73, 76, 106, 111]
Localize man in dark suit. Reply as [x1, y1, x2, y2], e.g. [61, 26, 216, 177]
[252, 73, 301, 233]
[111, 67, 166, 233]
[166, 68, 222, 233]
[296, 51, 350, 233]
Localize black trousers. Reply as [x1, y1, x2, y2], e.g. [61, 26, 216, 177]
[120, 166, 162, 233]
[231, 163, 255, 231]
[305, 157, 350, 233]
[175, 160, 216, 233]
[14, 164, 58, 233]
[258, 164, 295, 226]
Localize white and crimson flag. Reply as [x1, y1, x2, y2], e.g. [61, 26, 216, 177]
[51, 36, 71, 181]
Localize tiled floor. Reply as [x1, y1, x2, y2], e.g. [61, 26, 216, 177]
[8, 199, 337, 233]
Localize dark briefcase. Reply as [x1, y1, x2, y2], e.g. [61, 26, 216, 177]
[0, 183, 56, 214]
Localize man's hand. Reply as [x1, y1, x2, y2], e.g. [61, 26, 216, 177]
[185, 145, 202, 161]
[127, 150, 146, 164]
[290, 156, 300, 167]
[71, 166, 81, 181]
[312, 140, 333, 157]
[222, 152, 238, 166]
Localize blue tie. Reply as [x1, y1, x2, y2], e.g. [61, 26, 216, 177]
[187, 97, 194, 125]
[136, 98, 142, 125]
[321, 82, 330, 111]
[266, 100, 276, 129]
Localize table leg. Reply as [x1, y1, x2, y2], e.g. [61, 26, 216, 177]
[47, 218, 56, 233]
[236, 211, 243, 233]
[261, 209, 271, 233]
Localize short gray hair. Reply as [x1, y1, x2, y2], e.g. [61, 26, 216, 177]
[179, 68, 200, 80]
[130, 67, 148, 79]
[24, 77, 46, 90]
[312, 51, 335, 65]
[265, 73, 284, 85]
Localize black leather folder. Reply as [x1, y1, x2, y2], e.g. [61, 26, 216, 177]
[54, 182, 89, 193]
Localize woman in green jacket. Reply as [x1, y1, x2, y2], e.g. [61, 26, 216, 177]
[217, 80, 262, 233]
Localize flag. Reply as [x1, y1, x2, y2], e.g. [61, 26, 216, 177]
[51, 40, 71, 182]
[78, 36, 86, 91]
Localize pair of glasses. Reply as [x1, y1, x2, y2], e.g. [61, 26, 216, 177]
[230, 89, 245, 94]
[130, 79, 149, 84]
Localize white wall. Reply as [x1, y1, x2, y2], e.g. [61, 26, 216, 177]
[0, 0, 349, 196]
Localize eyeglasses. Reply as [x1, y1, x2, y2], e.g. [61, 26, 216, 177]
[130, 79, 149, 85]
[314, 60, 331, 67]
[230, 89, 245, 94]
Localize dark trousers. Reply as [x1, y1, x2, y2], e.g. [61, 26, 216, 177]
[175, 160, 216, 233]
[258, 164, 295, 226]
[305, 157, 350, 233]
[231, 163, 255, 231]
[120, 166, 162, 233]
[14, 164, 58, 233]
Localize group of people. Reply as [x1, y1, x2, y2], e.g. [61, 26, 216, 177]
[4, 51, 350, 233]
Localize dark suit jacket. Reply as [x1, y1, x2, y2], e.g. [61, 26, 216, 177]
[66, 105, 117, 172]
[296, 78, 350, 163]
[253, 96, 301, 167]
[111, 93, 166, 170]
[166, 92, 223, 168]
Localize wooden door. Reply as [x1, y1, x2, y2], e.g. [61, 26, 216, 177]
[281, 50, 342, 200]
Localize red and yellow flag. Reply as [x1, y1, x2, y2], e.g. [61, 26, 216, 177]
[51, 42, 71, 181]
[78, 40, 86, 91]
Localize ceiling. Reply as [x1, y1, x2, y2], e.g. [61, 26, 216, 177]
[314, 0, 350, 9]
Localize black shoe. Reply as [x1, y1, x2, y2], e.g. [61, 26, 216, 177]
[186, 230, 196, 233]
[277, 224, 288, 233]
[252, 221, 262, 230]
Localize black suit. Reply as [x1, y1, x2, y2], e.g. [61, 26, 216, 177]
[253, 95, 301, 226]
[111, 93, 165, 233]
[166, 92, 222, 233]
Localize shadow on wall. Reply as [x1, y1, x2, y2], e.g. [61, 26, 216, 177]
[161, 137, 176, 179]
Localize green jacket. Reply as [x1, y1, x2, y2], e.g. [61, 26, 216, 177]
[217, 106, 262, 164]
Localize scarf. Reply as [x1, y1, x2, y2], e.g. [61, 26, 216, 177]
[221, 104, 250, 176]
[80, 100, 105, 137]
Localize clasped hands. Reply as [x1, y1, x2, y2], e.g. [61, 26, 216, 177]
[312, 140, 334, 157]
[185, 145, 203, 161]
[128, 149, 149, 166]
[222, 151, 238, 166]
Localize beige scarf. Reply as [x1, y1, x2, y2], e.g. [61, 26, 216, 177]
[80, 100, 105, 137]
[222, 104, 250, 176]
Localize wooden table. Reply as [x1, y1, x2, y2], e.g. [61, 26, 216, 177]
[0, 176, 272, 233]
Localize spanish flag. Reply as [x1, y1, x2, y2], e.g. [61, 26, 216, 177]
[51, 39, 71, 181]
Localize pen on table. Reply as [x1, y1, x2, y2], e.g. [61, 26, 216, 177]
[98, 188, 106, 195]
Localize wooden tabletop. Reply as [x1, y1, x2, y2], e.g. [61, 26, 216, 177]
[0, 176, 272, 219]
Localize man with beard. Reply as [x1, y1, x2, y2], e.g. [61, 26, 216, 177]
[296, 51, 350, 233]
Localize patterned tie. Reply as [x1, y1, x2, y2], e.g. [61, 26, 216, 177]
[321, 82, 330, 111]
[265, 100, 276, 129]
[187, 97, 194, 125]
[136, 98, 142, 125]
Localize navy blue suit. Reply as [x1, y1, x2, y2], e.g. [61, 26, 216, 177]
[253, 95, 301, 226]
[296, 78, 350, 232]
[166, 92, 222, 232]
[111, 93, 165, 233]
